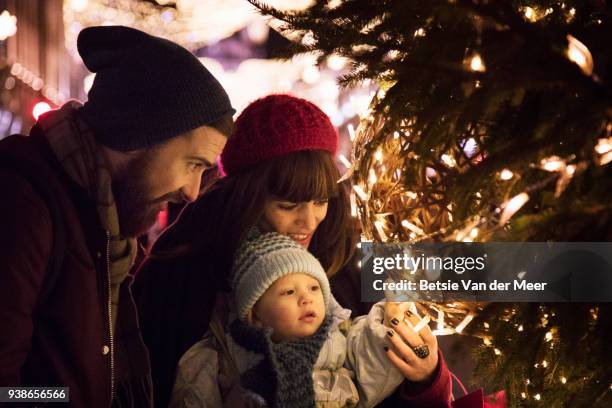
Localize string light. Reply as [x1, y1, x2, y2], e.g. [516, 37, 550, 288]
[327, 54, 347, 71]
[500, 169, 514, 180]
[524, 7, 536, 22]
[350, 192, 358, 217]
[374, 219, 388, 241]
[8, 62, 67, 106]
[374, 148, 383, 162]
[441, 154, 456, 167]
[595, 138, 612, 154]
[70, 0, 89, 13]
[454, 313, 474, 334]
[401, 220, 425, 235]
[353, 185, 369, 201]
[338, 154, 352, 169]
[566, 34, 593, 76]
[540, 155, 565, 172]
[368, 168, 378, 185]
[0, 10, 17, 40]
[347, 123, 356, 141]
[468, 53, 486, 72]
[499, 193, 529, 225]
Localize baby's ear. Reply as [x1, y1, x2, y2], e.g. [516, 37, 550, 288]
[246, 309, 259, 326]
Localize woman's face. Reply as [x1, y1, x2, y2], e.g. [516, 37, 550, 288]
[260, 198, 329, 248]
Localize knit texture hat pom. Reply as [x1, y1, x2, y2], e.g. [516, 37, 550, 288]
[231, 232, 330, 321]
[220, 94, 338, 176]
[77, 25, 235, 151]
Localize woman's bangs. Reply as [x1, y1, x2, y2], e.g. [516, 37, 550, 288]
[268, 150, 340, 202]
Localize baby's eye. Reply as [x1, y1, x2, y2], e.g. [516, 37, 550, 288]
[310, 285, 320, 291]
[282, 289, 295, 296]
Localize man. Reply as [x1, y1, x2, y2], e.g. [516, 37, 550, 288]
[0, 26, 234, 407]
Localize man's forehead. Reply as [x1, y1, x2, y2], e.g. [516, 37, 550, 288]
[185, 126, 227, 155]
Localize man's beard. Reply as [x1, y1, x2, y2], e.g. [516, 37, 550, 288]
[112, 154, 164, 238]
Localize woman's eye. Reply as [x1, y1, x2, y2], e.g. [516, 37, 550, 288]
[188, 162, 203, 171]
[314, 199, 328, 206]
[278, 202, 297, 210]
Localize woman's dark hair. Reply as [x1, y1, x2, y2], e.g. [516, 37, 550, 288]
[151, 150, 355, 285]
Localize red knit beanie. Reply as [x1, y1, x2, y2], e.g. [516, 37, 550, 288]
[220, 94, 338, 176]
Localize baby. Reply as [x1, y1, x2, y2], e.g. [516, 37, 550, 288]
[170, 232, 404, 408]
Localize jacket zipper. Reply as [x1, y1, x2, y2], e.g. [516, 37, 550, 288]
[105, 230, 115, 405]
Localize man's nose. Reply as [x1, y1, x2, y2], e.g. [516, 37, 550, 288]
[180, 175, 202, 203]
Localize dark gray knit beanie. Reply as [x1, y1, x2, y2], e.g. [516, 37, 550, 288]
[77, 25, 235, 151]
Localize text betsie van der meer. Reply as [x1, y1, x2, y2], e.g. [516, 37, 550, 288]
[371, 254, 548, 292]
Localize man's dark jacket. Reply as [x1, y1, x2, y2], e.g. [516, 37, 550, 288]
[0, 129, 151, 407]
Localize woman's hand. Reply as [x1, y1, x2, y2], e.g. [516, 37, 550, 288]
[383, 304, 439, 384]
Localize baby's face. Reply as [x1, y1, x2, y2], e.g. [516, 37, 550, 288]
[252, 273, 325, 342]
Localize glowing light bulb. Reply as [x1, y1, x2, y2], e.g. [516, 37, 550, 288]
[595, 138, 612, 154]
[499, 193, 529, 225]
[401, 220, 424, 235]
[0, 10, 17, 40]
[32, 102, 52, 120]
[470, 228, 479, 239]
[567, 34, 593, 76]
[368, 169, 377, 184]
[302, 65, 320, 84]
[500, 169, 514, 180]
[374, 148, 383, 162]
[353, 185, 368, 201]
[338, 154, 352, 169]
[540, 155, 565, 172]
[469, 53, 486, 72]
[347, 123, 356, 141]
[441, 154, 456, 167]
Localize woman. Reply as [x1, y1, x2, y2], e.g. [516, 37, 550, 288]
[133, 94, 452, 407]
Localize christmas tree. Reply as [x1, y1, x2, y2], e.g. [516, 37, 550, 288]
[251, 0, 612, 406]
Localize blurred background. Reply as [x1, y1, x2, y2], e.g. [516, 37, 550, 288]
[0, 0, 373, 160]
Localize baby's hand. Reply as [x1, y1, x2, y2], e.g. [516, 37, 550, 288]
[383, 302, 412, 327]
